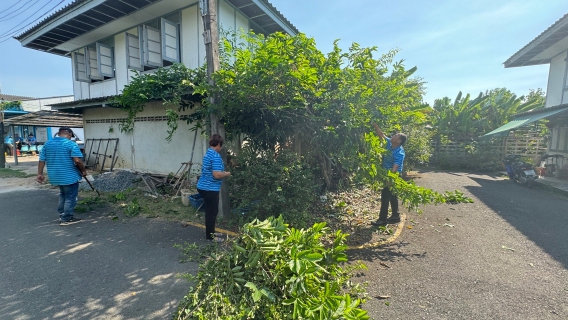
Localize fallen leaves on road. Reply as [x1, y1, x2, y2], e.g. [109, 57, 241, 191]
[379, 261, 391, 268]
[376, 295, 391, 299]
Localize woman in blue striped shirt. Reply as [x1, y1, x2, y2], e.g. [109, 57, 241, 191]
[197, 134, 231, 242]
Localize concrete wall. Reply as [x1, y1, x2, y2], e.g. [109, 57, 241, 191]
[83, 102, 206, 174]
[546, 51, 567, 107]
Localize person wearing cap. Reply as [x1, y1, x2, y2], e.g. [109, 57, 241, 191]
[37, 127, 87, 225]
[27, 133, 36, 145]
[14, 133, 24, 150]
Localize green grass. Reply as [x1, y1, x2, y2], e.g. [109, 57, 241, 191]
[0, 168, 35, 178]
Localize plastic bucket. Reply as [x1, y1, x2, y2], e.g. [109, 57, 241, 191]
[180, 189, 191, 206]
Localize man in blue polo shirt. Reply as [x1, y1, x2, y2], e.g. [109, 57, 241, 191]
[371, 123, 407, 227]
[37, 127, 87, 225]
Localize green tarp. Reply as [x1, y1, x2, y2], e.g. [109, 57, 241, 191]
[481, 106, 568, 139]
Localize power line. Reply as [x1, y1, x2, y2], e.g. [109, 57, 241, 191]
[0, 0, 64, 41]
[0, 0, 25, 15]
[0, 0, 39, 22]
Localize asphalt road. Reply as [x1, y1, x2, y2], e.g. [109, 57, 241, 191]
[0, 188, 201, 320]
[355, 171, 568, 319]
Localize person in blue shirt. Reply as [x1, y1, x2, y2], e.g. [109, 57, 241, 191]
[27, 134, 36, 145]
[196, 134, 231, 242]
[37, 127, 87, 225]
[371, 123, 407, 227]
[4, 135, 13, 156]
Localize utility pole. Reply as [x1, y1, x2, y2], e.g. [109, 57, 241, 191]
[201, 0, 229, 218]
[0, 111, 5, 169]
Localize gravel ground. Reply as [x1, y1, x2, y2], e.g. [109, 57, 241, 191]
[80, 170, 138, 192]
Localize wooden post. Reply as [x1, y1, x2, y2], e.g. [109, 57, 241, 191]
[201, 0, 229, 218]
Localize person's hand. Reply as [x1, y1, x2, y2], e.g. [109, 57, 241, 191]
[81, 171, 87, 177]
[36, 174, 45, 184]
[225, 171, 231, 177]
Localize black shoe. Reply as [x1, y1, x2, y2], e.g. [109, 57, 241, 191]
[371, 220, 387, 226]
[387, 216, 401, 224]
[60, 218, 82, 226]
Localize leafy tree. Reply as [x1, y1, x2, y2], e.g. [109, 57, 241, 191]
[0, 100, 24, 111]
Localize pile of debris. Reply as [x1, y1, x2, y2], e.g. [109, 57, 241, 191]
[79, 164, 196, 196]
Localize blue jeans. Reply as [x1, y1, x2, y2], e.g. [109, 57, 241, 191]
[58, 183, 79, 221]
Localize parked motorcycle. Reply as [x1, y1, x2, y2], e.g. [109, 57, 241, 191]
[504, 154, 537, 188]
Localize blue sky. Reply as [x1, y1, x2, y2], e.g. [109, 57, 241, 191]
[0, 0, 567, 104]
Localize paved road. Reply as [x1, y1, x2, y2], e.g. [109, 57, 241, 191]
[356, 171, 568, 319]
[0, 188, 201, 320]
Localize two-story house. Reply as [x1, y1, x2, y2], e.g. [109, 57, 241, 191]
[484, 13, 568, 171]
[15, 0, 298, 174]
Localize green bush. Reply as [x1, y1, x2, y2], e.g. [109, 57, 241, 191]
[173, 216, 369, 319]
[229, 147, 317, 227]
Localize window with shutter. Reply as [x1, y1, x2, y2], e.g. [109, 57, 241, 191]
[126, 32, 143, 71]
[86, 47, 103, 80]
[97, 42, 115, 77]
[73, 51, 89, 82]
[161, 18, 179, 62]
[142, 25, 162, 67]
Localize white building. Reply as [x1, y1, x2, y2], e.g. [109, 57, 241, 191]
[15, 0, 297, 174]
[484, 13, 568, 170]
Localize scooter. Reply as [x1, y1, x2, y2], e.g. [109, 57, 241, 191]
[504, 154, 538, 188]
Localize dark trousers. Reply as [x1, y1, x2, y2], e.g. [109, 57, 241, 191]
[379, 186, 399, 221]
[197, 189, 219, 240]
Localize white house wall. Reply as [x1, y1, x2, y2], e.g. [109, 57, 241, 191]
[546, 51, 567, 107]
[83, 102, 206, 174]
[90, 79, 118, 98]
[181, 5, 203, 69]
[114, 32, 129, 92]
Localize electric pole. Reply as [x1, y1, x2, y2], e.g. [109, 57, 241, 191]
[201, 0, 230, 218]
[0, 111, 5, 169]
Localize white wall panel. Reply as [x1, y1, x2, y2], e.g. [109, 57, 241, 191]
[72, 57, 82, 100]
[90, 79, 117, 98]
[219, 0, 235, 32]
[80, 82, 90, 99]
[235, 10, 249, 34]
[182, 5, 201, 69]
[546, 52, 566, 107]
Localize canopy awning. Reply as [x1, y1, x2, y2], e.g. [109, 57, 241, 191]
[4, 110, 83, 127]
[481, 105, 568, 139]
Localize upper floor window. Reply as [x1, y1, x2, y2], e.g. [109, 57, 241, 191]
[74, 37, 115, 83]
[126, 13, 180, 72]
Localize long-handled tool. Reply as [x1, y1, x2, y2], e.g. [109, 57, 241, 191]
[84, 175, 100, 197]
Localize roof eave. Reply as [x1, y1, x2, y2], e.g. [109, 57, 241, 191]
[504, 13, 568, 68]
[16, 0, 101, 47]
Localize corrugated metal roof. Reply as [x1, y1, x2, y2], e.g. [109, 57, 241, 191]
[481, 105, 568, 139]
[15, 0, 299, 57]
[5, 110, 84, 127]
[1, 93, 36, 101]
[504, 12, 568, 68]
[48, 95, 117, 108]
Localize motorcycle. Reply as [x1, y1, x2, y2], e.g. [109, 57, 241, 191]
[504, 154, 538, 188]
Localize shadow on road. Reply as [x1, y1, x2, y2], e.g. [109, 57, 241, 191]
[465, 175, 568, 269]
[0, 189, 199, 320]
